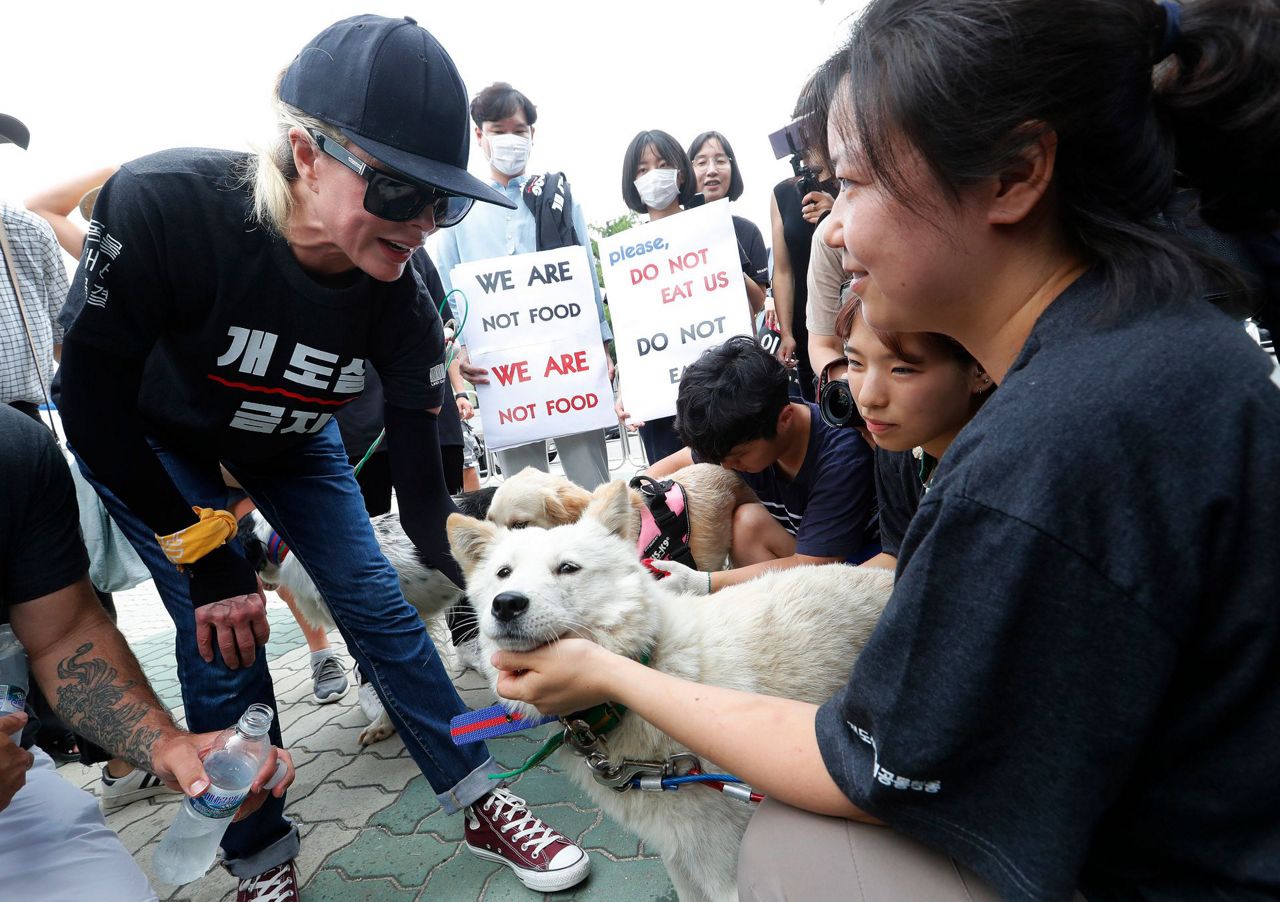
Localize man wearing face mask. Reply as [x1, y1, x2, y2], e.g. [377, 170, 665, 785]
[434, 82, 613, 491]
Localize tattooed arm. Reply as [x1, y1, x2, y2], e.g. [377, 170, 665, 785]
[8, 575, 293, 804]
[11, 575, 182, 773]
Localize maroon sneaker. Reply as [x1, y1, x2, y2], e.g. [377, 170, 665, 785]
[236, 860, 300, 902]
[464, 787, 591, 892]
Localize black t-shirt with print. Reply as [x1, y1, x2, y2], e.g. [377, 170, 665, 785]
[334, 251, 463, 461]
[64, 148, 447, 462]
[0, 406, 88, 623]
[816, 271, 1280, 900]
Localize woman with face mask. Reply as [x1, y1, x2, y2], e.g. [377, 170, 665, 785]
[687, 131, 770, 321]
[612, 130, 699, 464]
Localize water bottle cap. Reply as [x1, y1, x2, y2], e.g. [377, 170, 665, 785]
[238, 703, 275, 737]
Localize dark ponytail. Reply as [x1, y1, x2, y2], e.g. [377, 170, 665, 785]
[1156, 0, 1280, 233]
[805, 0, 1280, 308]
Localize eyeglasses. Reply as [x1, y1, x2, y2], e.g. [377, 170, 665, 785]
[691, 154, 732, 172]
[310, 131, 473, 227]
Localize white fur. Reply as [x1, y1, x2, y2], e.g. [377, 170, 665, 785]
[242, 510, 463, 745]
[448, 485, 893, 902]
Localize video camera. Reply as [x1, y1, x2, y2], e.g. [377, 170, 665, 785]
[768, 116, 824, 199]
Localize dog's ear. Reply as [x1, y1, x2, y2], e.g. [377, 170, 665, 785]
[585, 480, 639, 543]
[543, 482, 593, 524]
[447, 513, 498, 577]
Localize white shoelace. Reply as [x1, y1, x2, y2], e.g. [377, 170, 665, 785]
[239, 865, 297, 902]
[483, 788, 563, 857]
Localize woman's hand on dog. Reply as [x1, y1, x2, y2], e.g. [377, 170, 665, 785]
[647, 559, 713, 595]
[493, 639, 616, 715]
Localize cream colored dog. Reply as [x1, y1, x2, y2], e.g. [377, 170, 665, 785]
[448, 482, 893, 902]
[486, 464, 756, 572]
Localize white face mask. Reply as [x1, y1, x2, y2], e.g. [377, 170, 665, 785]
[485, 133, 532, 177]
[634, 167, 681, 210]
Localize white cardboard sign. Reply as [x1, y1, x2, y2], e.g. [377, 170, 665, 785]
[599, 200, 754, 422]
[449, 246, 614, 451]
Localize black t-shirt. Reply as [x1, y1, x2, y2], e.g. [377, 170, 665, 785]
[64, 149, 447, 461]
[732, 215, 769, 287]
[0, 407, 88, 622]
[816, 271, 1280, 899]
[772, 177, 816, 332]
[335, 252, 463, 460]
[873, 447, 924, 559]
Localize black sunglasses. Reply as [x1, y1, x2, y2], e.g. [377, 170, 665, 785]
[310, 131, 473, 227]
[817, 357, 863, 429]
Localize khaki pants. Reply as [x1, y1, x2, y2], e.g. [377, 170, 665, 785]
[494, 428, 610, 491]
[738, 797, 1003, 902]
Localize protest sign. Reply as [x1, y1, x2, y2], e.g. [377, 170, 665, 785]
[449, 245, 614, 452]
[599, 200, 754, 422]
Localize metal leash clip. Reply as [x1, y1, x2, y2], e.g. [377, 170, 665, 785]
[563, 717, 606, 757]
[594, 758, 668, 792]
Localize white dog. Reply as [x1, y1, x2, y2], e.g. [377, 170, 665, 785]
[448, 482, 893, 902]
[238, 489, 495, 744]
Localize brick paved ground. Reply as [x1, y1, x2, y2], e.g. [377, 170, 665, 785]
[57, 434, 677, 900]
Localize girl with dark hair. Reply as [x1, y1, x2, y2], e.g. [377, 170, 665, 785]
[832, 291, 992, 570]
[615, 130, 697, 464]
[687, 131, 770, 318]
[490, 0, 1280, 898]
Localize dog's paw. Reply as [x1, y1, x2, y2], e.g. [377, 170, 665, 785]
[358, 712, 396, 746]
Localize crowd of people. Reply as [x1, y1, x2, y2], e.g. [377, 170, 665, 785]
[1, 1, 1278, 900]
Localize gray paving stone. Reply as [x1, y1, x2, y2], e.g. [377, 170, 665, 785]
[329, 748, 420, 792]
[295, 819, 361, 888]
[290, 783, 397, 830]
[282, 702, 348, 747]
[366, 775, 440, 837]
[285, 748, 352, 805]
[325, 825, 459, 888]
[114, 800, 180, 857]
[581, 809, 644, 859]
[304, 869, 417, 901]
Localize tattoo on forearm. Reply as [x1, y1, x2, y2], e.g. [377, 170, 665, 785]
[53, 643, 166, 772]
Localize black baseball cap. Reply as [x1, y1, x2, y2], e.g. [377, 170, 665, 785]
[0, 114, 30, 149]
[279, 15, 514, 210]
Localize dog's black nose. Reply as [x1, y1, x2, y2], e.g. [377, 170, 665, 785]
[492, 591, 529, 623]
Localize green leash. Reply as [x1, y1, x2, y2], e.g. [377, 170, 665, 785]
[489, 651, 651, 780]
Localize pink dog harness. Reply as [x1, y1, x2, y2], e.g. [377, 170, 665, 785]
[629, 476, 697, 569]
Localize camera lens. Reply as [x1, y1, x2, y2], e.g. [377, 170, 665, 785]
[820, 380, 860, 429]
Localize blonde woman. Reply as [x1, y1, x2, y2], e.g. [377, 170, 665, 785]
[58, 16, 589, 898]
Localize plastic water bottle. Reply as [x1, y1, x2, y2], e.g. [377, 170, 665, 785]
[151, 703, 276, 885]
[0, 625, 27, 742]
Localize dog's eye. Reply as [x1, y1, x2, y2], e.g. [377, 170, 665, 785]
[496, 566, 512, 579]
[510, 521, 529, 530]
[556, 561, 581, 575]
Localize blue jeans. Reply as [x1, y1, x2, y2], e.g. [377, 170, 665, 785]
[74, 421, 494, 877]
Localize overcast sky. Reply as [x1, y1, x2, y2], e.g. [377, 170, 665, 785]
[1, 0, 863, 262]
